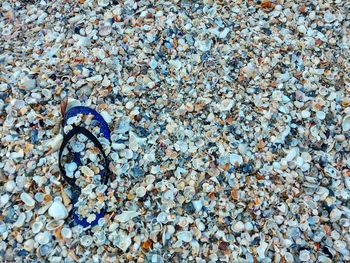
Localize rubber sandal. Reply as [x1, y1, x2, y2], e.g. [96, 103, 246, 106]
[58, 106, 111, 227]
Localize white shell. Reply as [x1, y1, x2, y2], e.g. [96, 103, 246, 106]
[4, 180, 16, 192]
[285, 147, 299, 162]
[46, 219, 64, 231]
[177, 231, 193, 242]
[97, 0, 109, 7]
[80, 235, 93, 247]
[117, 234, 132, 252]
[45, 134, 63, 153]
[145, 175, 156, 184]
[32, 221, 44, 234]
[81, 166, 94, 177]
[257, 240, 268, 259]
[23, 239, 35, 252]
[192, 200, 203, 212]
[230, 154, 243, 165]
[48, 200, 68, 220]
[35, 232, 52, 245]
[65, 162, 77, 174]
[342, 115, 350, 132]
[20, 192, 36, 207]
[98, 26, 112, 37]
[219, 99, 233, 112]
[13, 213, 26, 228]
[115, 211, 140, 223]
[135, 186, 146, 197]
[61, 227, 72, 239]
[232, 221, 245, 233]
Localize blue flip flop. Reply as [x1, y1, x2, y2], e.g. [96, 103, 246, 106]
[59, 106, 111, 227]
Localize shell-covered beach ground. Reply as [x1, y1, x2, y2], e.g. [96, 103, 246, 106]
[0, 0, 350, 262]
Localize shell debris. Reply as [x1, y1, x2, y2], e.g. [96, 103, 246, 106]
[0, 0, 349, 262]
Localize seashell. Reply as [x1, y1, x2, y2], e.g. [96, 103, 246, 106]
[65, 162, 77, 175]
[232, 221, 245, 233]
[76, 36, 91, 47]
[178, 217, 189, 228]
[330, 208, 342, 222]
[32, 221, 44, 234]
[192, 200, 203, 212]
[136, 186, 146, 197]
[80, 235, 93, 247]
[115, 211, 140, 223]
[13, 213, 26, 228]
[285, 147, 299, 162]
[299, 250, 310, 261]
[177, 231, 193, 242]
[142, 171, 153, 182]
[46, 219, 64, 231]
[0, 194, 10, 207]
[45, 134, 63, 153]
[112, 143, 126, 150]
[156, 212, 168, 224]
[342, 115, 350, 132]
[219, 99, 233, 112]
[230, 154, 243, 166]
[61, 227, 72, 239]
[71, 141, 85, 152]
[35, 231, 52, 245]
[317, 187, 329, 201]
[34, 193, 44, 202]
[324, 166, 340, 179]
[257, 240, 268, 259]
[117, 234, 132, 252]
[195, 219, 205, 231]
[194, 39, 212, 52]
[37, 202, 52, 215]
[99, 25, 112, 36]
[4, 180, 16, 192]
[122, 149, 134, 159]
[324, 10, 336, 23]
[48, 199, 68, 220]
[81, 166, 94, 177]
[129, 131, 147, 151]
[98, 0, 109, 7]
[110, 152, 119, 161]
[23, 239, 35, 252]
[65, 98, 81, 112]
[20, 192, 36, 207]
[39, 244, 52, 256]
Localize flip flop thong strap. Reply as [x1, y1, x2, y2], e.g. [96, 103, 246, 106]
[58, 126, 110, 188]
[63, 106, 111, 140]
